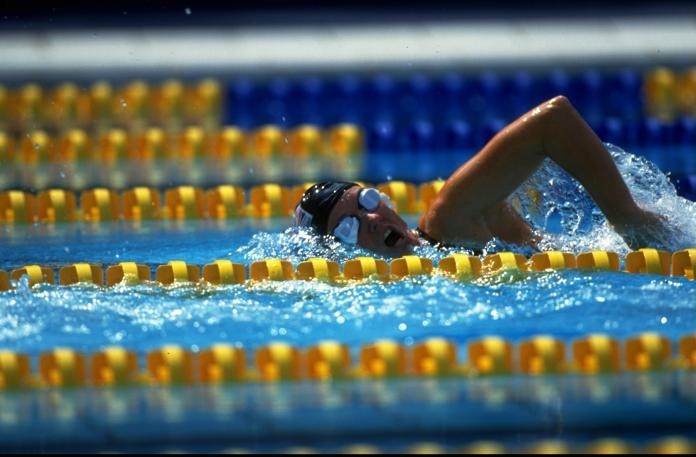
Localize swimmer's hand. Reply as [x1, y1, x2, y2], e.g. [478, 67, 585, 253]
[612, 208, 672, 251]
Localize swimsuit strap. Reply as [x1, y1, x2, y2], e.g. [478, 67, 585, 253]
[415, 227, 441, 246]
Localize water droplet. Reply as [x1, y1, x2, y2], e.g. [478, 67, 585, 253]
[33, 143, 40, 150]
[185, 7, 191, 15]
[59, 171, 65, 178]
[660, 316, 668, 324]
[398, 322, 407, 331]
[120, 99, 127, 108]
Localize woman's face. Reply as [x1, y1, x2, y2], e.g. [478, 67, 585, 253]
[326, 187, 419, 256]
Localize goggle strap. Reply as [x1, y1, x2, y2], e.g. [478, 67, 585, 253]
[294, 205, 314, 227]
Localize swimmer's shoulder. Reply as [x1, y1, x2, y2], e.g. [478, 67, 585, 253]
[419, 207, 494, 247]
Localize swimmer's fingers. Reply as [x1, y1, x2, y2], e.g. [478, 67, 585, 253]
[615, 209, 673, 251]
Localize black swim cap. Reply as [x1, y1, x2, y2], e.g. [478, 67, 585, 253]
[294, 181, 359, 235]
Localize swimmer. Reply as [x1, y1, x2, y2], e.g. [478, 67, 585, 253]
[294, 96, 671, 256]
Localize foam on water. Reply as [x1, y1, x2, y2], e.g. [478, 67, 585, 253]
[1, 143, 695, 356]
[1, 267, 693, 356]
[237, 143, 696, 263]
[519, 143, 696, 257]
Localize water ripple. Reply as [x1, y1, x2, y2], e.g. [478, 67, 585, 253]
[1, 144, 695, 357]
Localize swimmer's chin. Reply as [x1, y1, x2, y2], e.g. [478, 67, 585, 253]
[380, 236, 419, 257]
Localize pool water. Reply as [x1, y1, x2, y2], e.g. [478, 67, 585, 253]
[1, 143, 695, 360]
[1, 216, 695, 357]
[1, 119, 696, 453]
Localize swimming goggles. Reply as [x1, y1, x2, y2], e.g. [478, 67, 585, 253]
[332, 188, 394, 244]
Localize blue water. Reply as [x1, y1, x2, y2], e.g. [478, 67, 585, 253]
[1, 223, 694, 359]
[0, 144, 695, 358]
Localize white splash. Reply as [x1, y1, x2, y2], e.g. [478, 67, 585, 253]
[514, 143, 696, 256]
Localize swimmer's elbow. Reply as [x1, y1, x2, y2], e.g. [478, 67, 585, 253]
[550, 94, 570, 106]
[546, 95, 575, 113]
[536, 95, 579, 131]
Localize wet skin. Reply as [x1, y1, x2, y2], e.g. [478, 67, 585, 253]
[419, 95, 669, 251]
[326, 96, 671, 255]
[326, 186, 419, 256]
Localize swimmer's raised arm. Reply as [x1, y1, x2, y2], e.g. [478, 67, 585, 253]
[420, 95, 663, 249]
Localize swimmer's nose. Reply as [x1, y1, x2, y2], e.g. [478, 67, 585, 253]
[364, 212, 380, 233]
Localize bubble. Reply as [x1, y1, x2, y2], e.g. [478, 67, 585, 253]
[3, 141, 694, 356]
[512, 143, 696, 255]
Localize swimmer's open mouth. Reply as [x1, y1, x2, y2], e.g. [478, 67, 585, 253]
[384, 229, 403, 247]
